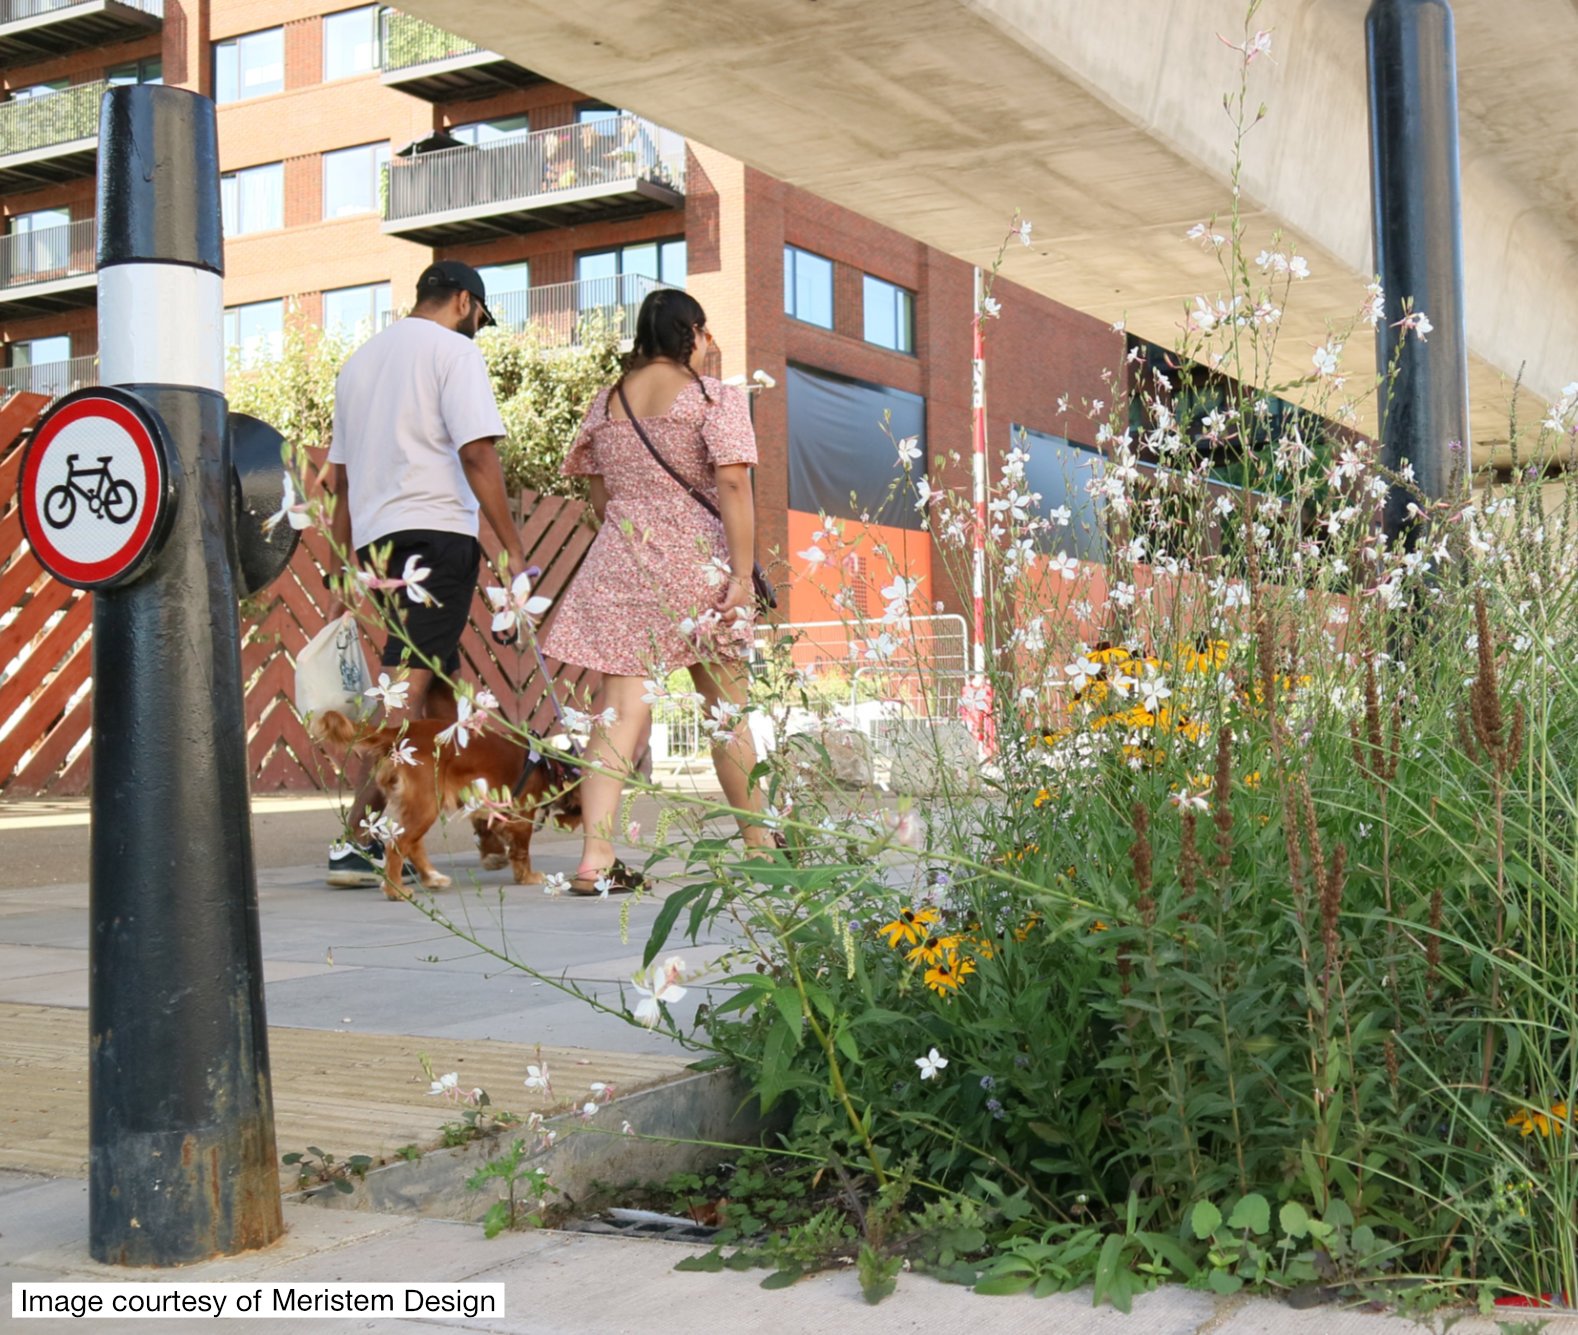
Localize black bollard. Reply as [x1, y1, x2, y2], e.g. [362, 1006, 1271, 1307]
[1365, 0, 1472, 538]
[16, 84, 292, 1265]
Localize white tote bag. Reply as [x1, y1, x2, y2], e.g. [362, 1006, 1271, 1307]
[294, 614, 373, 720]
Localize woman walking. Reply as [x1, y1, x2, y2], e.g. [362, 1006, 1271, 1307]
[541, 288, 774, 894]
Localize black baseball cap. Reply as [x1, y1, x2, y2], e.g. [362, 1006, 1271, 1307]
[416, 260, 496, 327]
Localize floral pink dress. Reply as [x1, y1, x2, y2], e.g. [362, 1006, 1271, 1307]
[542, 376, 759, 676]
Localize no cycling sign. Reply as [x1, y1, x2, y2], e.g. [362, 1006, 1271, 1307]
[18, 387, 176, 590]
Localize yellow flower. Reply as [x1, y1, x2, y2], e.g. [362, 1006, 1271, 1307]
[907, 933, 963, 967]
[1507, 1100, 1569, 1138]
[924, 948, 976, 997]
[1091, 919, 1109, 933]
[1243, 771, 1262, 789]
[879, 907, 940, 949]
[1089, 644, 1134, 665]
[1012, 913, 1043, 943]
[1179, 639, 1230, 673]
[1033, 788, 1052, 808]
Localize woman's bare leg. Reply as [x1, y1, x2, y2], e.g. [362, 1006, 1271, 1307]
[690, 659, 772, 848]
[576, 674, 652, 876]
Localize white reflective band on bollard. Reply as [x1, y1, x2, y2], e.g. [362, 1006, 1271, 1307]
[99, 265, 225, 393]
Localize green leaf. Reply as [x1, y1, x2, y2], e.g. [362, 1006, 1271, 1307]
[1092, 1232, 1126, 1309]
[1323, 1199, 1355, 1230]
[644, 884, 708, 968]
[974, 1274, 1036, 1296]
[1279, 1202, 1310, 1240]
[1207, 1269, 1243, 1295]
[760, 1269, 802, 1290]
[281, 1152, 303, 1165]
[1227, 1193, 1270, 1235]
[333, 1178, 355, 1194]
[1190, 1200, 1223, 1240]
[675, 1250, 725, 1273]
[771, 986, 805, 1035]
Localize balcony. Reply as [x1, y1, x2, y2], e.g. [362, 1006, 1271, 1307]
[378, 11, 542, 102]
[383, 114, 685, 246]
[0, 80, 103, 191]
[0, 0, 160, 64]
[0, 219, 96, 317]
[490, 275, 669, 350]
[0, 355, 96, 402]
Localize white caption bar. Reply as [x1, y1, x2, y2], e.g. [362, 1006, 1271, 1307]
[13, 1282, 505, 1320]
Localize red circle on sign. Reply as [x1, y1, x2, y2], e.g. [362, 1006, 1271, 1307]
[18, 391, 169, 589]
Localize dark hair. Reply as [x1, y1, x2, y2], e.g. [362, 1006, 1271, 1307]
[614, 287, 712, 402]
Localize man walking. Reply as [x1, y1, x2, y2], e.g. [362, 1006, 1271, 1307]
[324, 260, 528, 886]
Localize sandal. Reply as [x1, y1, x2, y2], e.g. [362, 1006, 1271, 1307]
[569, 859, 645, 896]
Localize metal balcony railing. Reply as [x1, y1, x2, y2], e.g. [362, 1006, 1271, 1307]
[1, 0, 162, 19]
[0, 355, 96, 400]
[0, 79, 104, 158]
[1, 217, 95, 288]
[489, 275, 668, 347]
[384, 113, 684, 224]
[378, 10, 481, 72]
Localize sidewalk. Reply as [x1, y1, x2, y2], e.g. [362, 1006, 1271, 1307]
[2, 786, 1570, 1332]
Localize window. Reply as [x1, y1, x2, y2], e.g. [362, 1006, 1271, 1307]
[220, 162, 283, 236]
[10, 208, 71, 278]
[323, 5, 381, 82]
[576, 239, 685, 308]
[323, 282, 392, 342]
[323, 142, 389, 218]
[450, 116, 529, 147]
[863, 274, 914, 354]
[12, 81, 67, 103]
[577, 103, 621, 125]
[10, 334, 71, 368]
[475, 262, 528, 327]
[1017, 425, 1107, 560]
[214, 28, 284, 104]
[784, 246, 833, 329]
[107, 57, 162, 86]
[223, 299, 284, 367]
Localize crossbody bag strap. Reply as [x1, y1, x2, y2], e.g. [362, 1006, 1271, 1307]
[616, 383, 724, 522]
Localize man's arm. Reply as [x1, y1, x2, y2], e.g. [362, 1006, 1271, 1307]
[326, 463, 353, 619]
[459, 437, 528, 571]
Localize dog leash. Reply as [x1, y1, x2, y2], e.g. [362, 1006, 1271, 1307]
[508, 566, 580, 800]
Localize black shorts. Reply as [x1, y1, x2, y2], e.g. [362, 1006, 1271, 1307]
[357, 529, 480, 676]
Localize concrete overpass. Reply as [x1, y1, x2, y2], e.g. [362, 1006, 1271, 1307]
[407, 0, 1578, 466]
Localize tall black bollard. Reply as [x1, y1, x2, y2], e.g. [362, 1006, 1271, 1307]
[1365, 0, 1472, 537]
[36, 84, 287, 1264]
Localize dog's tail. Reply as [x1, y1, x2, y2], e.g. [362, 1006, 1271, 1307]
[313, 709, 400, 754]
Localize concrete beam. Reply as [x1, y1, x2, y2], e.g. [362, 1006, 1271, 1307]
[409, 0, 1578, 462]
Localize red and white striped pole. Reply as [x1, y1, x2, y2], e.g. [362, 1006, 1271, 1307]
[970, 267, 993, 754]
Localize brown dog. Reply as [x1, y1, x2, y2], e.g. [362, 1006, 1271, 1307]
[315, 710, 581, 899]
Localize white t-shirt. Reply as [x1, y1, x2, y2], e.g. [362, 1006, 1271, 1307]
[327, 317, 507, 549]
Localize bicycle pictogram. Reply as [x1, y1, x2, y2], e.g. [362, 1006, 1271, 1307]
[43, 454, 139, 528]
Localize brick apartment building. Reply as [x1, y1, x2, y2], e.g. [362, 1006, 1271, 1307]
[0, 0, 1120, 636]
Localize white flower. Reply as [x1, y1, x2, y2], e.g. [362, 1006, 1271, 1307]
[360, 811, 404, 842]
[1312, 342, 1344, 379]
[436, 695, 480, 750]
[542, 872, 569, 897]
[589, 1081, 615, 1102]
[797, 545, 826, 567]
[1048, 504, 1072, 527]
[1016, 218, 1033, 247]
[632, 956, 687, 1028]
[883, 809, 925, 848]
[1047, 552, 1085, 583]
[751, 369, 777, 389]
[1065, 656, 1100, 692]
[981, 295, 1001, 319]
[390, 738, 418, 766]
[1394, 310, 1433, 342]
[262, 472, 311, 534]
[401, 553, 435, 606]
[960, 680, 991, 714]
[1362, 280, 1386, 328]
[1169, 787, 1210, 813]
[1214, 493, 1235, 519]
[484, 571, 551, 634]
[1139, 671, 1172, 714]
[428, 1072, 459, 1097]
[1110, 582, 1137, 608]
[914, 477, 937, 510]
[915, 1048, 948, 1081]
[365, 671, 409, 711]
[865, 633, 898, 661]
[895, 435, 922, 465]
[524, 1064, 551, 1093]
[577, 1102, 600, 1120]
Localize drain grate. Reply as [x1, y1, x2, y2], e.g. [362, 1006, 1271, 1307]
[565, 1207, 720, 1244]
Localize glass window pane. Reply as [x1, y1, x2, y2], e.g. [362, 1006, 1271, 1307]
[324, 282, 392, 342]
[476, 262, 529, 296]
[227, 299, 283, 367]
[323, 143, 384, 218]
[783, 247, 793, 316]
[143, 57, 163, 85]
[13, 334, 71, 368]
[239, 29, 284, 99]
[577, 104, 619, 124]
[220, 175, 238, 235]
[14, 81, 67, 102]
[658, 239, 686, 285]
[324, 6, 380, 82]
[620, 243, 658, 281]
[214, 43, 239, 104]
[575, 249, 618, 307]
[224, 163, 282, 234]
[453, 116, 529, 147]
[787, 247, 832, 329]
[863, 275, 895, 349]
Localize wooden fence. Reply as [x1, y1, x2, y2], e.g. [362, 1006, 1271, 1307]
[1, 394, 596, 795]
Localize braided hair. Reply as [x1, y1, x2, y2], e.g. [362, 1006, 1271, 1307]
[613, 287, 713, 403]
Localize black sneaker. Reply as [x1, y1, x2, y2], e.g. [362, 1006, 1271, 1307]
[326, 838, 385, 888]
